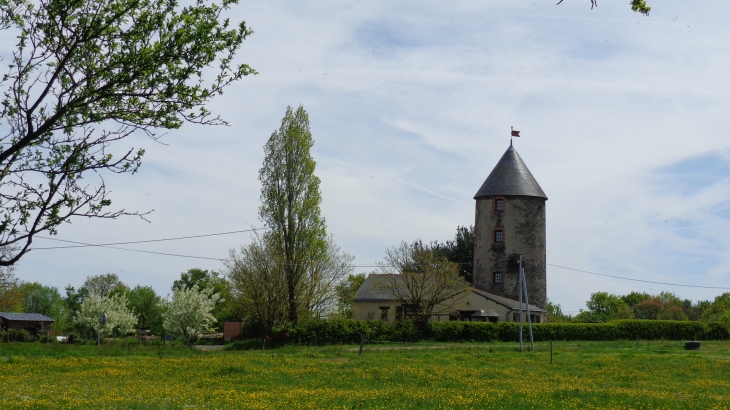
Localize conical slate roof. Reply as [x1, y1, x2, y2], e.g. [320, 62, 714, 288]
[474, 144, 547, 199]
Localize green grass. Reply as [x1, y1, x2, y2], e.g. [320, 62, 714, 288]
[0, 338, 200, 359]
[1, 340, 729, 409]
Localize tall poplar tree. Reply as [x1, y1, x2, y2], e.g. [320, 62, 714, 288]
[258, 105, 326, 325]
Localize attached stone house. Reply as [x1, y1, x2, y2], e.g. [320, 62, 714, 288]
[352, 274, 545, 324]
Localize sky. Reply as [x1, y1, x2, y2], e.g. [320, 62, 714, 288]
[10, 0, 730, 315]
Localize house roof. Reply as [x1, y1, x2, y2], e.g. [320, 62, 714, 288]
[353, 275, 544, 313]
[471, 288, 545, 313]
[0, 312, 55, 322]
[353, 274, 399, 302]
[474, 144, 547, 200]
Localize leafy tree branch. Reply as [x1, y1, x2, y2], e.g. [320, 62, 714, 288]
[0, 0, 255, 265]
[557, 0, 651, 16]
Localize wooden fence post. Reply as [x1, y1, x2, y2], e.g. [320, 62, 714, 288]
[359, 334, 365, 356]
[550, 340, 553, 364]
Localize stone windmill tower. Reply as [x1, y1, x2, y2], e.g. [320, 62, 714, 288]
[472, 141, 547, 309]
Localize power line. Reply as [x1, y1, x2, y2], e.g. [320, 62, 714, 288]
[30, 231, 730, 290]
[548, 263, 730, 290]
[38, 237, 234, 261]
[33, 228, 265, 249]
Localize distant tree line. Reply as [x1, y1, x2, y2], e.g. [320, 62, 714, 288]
[549, 291, 730, 326]
[0, 269, 230, 344]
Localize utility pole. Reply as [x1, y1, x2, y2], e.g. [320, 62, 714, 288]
[518, 255, 535, 352]
[519, 256, 524, 352]
[97, 312, 107, 347]
[522, 260, 535, 351]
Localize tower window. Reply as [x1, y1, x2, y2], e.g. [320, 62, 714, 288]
[493, 272, 502, 284]
[495, 199, 504, 212]
[494, 230, 504, 243]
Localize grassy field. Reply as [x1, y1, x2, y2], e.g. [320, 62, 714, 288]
[1, 340, 729, 409]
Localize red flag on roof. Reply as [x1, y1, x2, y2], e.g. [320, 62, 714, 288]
[511, 126, 520, 137]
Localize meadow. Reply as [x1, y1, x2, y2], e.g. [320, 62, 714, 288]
[1, 340, 729, 409]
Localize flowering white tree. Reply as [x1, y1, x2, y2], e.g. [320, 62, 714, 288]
[164, 285, 222, 345]
[75, 293, 137, 339]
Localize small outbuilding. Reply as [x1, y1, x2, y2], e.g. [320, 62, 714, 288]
[0, 312, 55, 337]
[223, 321, 243, 343]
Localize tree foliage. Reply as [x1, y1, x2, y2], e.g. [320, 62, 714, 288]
[701, 293, 730, 322]
[74, 292, 137, 338]
[574, 291, 632, 322]
[378, 240, 470, 326]
[163, 284, 221, 344]
[557, 0, 650, 16]
[258, 105, 327, 325]
[0, 248, 22, 310]
[227, 233, 353, 332]
[18, 281, 63, 317]
[571, 290, 708, 323]
[297, 235, 355, 319]
[335, 273, 367, 319]
[620, 291, 651, 308]
[82, 273, 127, 297]
[430, 225, 474, 283]
[173, 269, 227, 294]
[630, 293, 689, 321]
[226, 233, 288, 333]
[585, 291, 630, 317]
[173, 268, 233, 328]
[0, 272, 22, 311]
[0, 0, 255, 265]
[546, 300, 571, 323]
[630, 0, 651, 16]
[126, 285, 164, 333]
[63, 285, 89, 315]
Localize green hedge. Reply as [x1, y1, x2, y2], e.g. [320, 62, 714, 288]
[260, 319, 730, 346]
[271, 320, 421, 346]
[433, 320, 729, 342]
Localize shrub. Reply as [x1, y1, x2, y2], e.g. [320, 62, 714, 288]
[529, 323, 622, 341]
[39, 335, 56, 343]
[430, 322, 464, 342]
[225, 339, 264, 351]
[706, 322, 730, 340]
[383, 320, 420, 342]
[431, 321, 498, 342]
[613, 320, 706, 340]
[240, 321, 267, 339]
[7, 329, 32, 342]
[462, 322, 498, 342]
[66, 332, 79, 344]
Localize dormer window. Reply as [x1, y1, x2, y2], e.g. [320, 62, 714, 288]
[495, 199, 504, 212]
[494, 230, 504, 243]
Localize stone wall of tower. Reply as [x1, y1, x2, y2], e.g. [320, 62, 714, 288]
[472, 195, 547, 309]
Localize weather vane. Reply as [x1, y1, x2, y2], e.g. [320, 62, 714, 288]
[511, 126, 520, 145]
